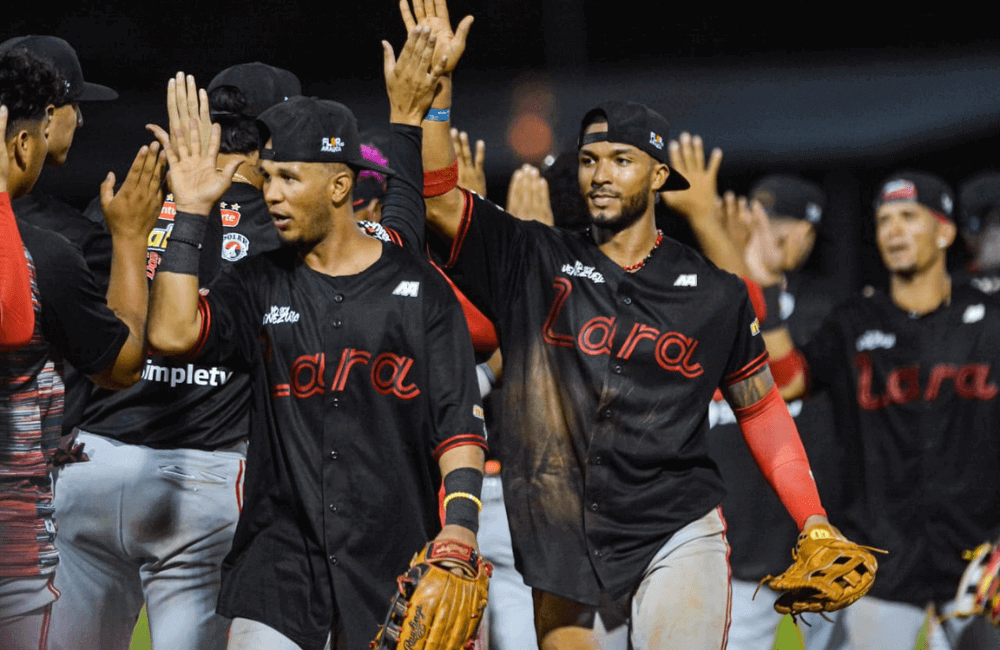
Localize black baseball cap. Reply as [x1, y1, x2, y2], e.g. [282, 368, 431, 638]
[0, 35, 117, 102]
[958, 172, 1000, 234]
[875, 171, 954, 222]
[750, 175, 825, 226]
[578, 100, 689, 191]
[257, 96, 394, 176]
[207, 62, 301, 118]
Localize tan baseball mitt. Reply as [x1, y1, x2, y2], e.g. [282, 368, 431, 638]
[759, 523, 886, 616]
[370, 539, 492, 650]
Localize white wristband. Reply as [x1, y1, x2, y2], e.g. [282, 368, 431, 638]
[476, 362, 497, 398]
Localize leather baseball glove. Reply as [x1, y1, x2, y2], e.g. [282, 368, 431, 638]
[758, 523, 885, 617]
[951, 538, 1000, 625]
[370, 539, 492, 650]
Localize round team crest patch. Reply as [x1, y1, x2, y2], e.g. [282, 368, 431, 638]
[222, 233, 250, 262]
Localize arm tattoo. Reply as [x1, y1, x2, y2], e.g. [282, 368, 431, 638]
[722, 367, 776, 409]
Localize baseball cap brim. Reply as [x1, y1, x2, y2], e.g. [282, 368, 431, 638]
[76, 81, 118, 102]
[661, 170, 690, 192]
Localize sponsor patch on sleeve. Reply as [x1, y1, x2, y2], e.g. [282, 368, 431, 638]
[473, 405, 484, 420]
[750, 318, 761, 336]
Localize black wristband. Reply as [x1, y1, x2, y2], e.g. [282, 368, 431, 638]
[158, 212, 209, 276]
[760, 282, 784, 331]
[444, 467, 484, 534]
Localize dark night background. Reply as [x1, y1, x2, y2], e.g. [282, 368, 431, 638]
[7, 3, 1000, 295]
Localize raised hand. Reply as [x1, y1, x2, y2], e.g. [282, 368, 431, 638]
[506, 164, 554, 226]
[383, 26, 450, 127]
[146, 73, 239, 215]
[100, 142, 166, 239]
[399, 0, 474, 75]
[744, 199, 786, 286]
[451, 129, 486, 197]
[662, 132, 723, 227]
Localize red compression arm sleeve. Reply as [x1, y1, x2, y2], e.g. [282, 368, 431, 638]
[733, 384, 825, 529]
[0, 192, 35, 348]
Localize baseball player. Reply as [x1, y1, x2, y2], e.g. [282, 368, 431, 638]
[751, 171, 1000, 649]
[46, 64, 301, 650]
[400, 3, 866, 648]
[0, 35, 120, 437]
[955, 171, 1000, 295]
[145, 29, 486, 650]
[0, 48, 162, 650]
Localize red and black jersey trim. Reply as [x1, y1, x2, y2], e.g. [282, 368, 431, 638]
[433, 433, 488, 460]
[445, 189, 476, 269]
[383, 227, 403, 247]
[723, 350, 770, 386]
[191, 295, 212, 358]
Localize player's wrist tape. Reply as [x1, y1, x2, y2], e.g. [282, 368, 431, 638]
[476, 362, 497, 398]
[760, 282, 784, 330]
[444, 467, 484, 534]
[424, 161, 459, 197]
[158, 212, 207, 275]
[424, 107, 451, 122]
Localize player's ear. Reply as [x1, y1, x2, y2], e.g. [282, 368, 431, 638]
[937, 219, 957, 250]
[327, 164, 355, 207]
[650, 162, 671, 193]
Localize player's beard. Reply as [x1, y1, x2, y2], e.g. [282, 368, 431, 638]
[589, 184, 651, 234]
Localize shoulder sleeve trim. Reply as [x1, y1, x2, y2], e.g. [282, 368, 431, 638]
[724, 350, 770, 385]
[445, 189, 475, 269]
[433, 433, 488, 460]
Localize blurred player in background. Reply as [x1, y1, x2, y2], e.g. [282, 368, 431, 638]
[745, 171, 1000, 649]
[956, 171, 1000, 295]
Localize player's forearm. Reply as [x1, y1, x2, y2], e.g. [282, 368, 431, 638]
[729, 375, 826, 530]
[422, 76, 464, 242]
[95, 232, 150, 388]
[146, 212, 208, 357]
[0, 192, 35, 347]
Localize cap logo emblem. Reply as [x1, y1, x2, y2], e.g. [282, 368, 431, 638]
[881, 179, 917, 202]
[321, 137, 344, 153]
[941, 193, 953, 215]
[649, 132, 664, 150]
[806, 202, 822, 223]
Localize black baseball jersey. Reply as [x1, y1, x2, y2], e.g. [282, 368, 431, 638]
[1, 219, 129, 578]
[438, 189, 768, 605]
[708, 272, 843, 580]
[802, 283, 1000, 605]
[191, 239, 485, 650]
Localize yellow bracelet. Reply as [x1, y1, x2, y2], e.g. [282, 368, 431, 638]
[443, 492, 483, 512]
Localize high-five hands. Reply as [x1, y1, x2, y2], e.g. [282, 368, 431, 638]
[383, 26, 451, 127]
[399, 0, 474, 75]
[146, 72, 240, 216]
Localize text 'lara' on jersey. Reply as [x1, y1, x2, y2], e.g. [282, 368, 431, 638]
[1, 215, 129, 578]
[802, 282, 1000, 606]
[435, 188, 768, 606]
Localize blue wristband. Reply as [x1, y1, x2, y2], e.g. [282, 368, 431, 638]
[424, 107, 451, 122]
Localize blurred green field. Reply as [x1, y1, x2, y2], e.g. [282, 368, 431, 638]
[128, 607, 927, 649]
[125, 609, 849, 650]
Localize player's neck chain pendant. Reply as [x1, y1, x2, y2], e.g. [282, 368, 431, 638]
[621, 230, 664, 273]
